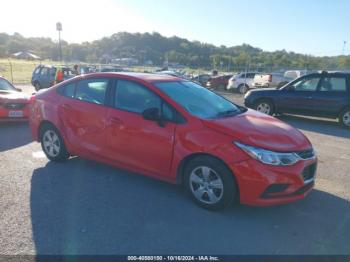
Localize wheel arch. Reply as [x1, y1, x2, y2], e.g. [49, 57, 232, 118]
[254, 97, 276, 112]
[176, 152, 240, 202]
[338, 105, 350, 116]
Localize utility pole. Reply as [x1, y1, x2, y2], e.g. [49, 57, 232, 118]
[342, 41, 347, 55]
[56, 22, 62, 61]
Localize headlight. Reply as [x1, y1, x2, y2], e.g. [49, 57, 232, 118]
[234, 142, 301, 166]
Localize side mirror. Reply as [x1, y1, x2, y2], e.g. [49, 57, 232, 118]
[142, 107, 165, 127]
[283, 85, 294, 91]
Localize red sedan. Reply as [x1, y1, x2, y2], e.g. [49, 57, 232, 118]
[0, 77, 30, 121]
[29, 73, 317, 210]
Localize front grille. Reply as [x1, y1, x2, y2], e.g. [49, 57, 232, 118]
[302, 163, 317, 182]
[4, 103, 26, 110]
[296, 149, 315, 160]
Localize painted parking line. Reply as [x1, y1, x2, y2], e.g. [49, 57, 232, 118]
[32, 151, 46, 159]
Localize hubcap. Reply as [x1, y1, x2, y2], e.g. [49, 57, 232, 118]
[343, 111, 350, 127]
[256, 103, 271, 114]
[189, 166, 224, 205]
[43, 130, 60, 157]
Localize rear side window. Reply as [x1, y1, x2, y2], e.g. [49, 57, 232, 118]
[115, 80, 161, 114]
[320, 77, 347, 92]
[75, 79, 108, 105]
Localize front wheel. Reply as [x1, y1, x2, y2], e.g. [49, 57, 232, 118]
[40, 124, 69, 162]
[254, 99, 274, 115]
[184, 156, 237, 210]
[339, 108, 350, 128]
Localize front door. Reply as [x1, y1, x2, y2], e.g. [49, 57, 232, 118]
[277, 75, 322, 115]
[105, 79, 176, 178]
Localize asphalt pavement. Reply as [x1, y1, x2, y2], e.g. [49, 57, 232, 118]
[0, 85, 349, 255]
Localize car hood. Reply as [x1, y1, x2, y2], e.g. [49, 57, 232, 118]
[202, 109, 311, 152]
[0, 90, 29, 103]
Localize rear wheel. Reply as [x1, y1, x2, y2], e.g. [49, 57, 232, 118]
[238, 84, 249, 94]
[184, 156, 237, 210]
[40, 124, 69, 162]
[339, 108, 350, 128]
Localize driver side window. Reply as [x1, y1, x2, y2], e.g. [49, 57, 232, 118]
[115, 80, 161, 114]
[114, 80, 175, 120]
[292, 76, 321, 91]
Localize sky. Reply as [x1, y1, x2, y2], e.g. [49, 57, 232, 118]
[0, 0, 349, 56]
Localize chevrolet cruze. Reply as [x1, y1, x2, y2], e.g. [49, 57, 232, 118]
[29, 73, 317, 210]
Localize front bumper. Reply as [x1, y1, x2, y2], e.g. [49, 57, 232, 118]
[230, 157, 317, 206]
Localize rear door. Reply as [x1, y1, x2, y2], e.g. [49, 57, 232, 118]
[58, 78, 110, 156]
[277, 74, 322, 114]
[105, 79, 176, 178]
[308, 74, 350, 117]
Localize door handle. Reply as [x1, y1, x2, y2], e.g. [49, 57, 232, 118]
[61, 104, 71, 109]
[109, 117, 123, 125]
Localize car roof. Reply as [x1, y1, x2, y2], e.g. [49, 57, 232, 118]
[79, 72, 182, 83]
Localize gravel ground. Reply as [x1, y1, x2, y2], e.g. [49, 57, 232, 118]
[0, 85, 349, 255]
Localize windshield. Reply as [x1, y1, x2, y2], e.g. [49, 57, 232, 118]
[0, 78, 15, 91]
[155, 81, 243, 119]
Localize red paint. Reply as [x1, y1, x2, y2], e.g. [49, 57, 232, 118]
[29, 73, 317, 206]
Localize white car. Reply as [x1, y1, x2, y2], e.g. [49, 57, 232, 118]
[226, 72, 257, 94]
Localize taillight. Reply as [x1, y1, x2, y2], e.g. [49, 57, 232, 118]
[268, 74, 272, 82]
[28, 95, 36, 104]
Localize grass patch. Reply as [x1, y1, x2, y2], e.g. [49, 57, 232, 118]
[0, 59, 42, 85]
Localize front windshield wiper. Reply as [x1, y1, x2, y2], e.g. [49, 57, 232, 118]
[214, 109, 241, 118]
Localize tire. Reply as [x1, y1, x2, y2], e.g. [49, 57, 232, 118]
[34, 82, 41, 91]
[254, 99, 274, 115]
[184, 156, 237, 210]
[238, 84, 249, 94]
[339, 108, 350, 128]
[40, 124, 69, 162]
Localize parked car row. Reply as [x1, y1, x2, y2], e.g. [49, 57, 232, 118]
[4, 70, 350, 211]
[226, 72, 297, 94]
[31, 64, 129, 91]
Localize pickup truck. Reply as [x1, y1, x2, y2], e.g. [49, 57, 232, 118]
[253, 73, 292, 89]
